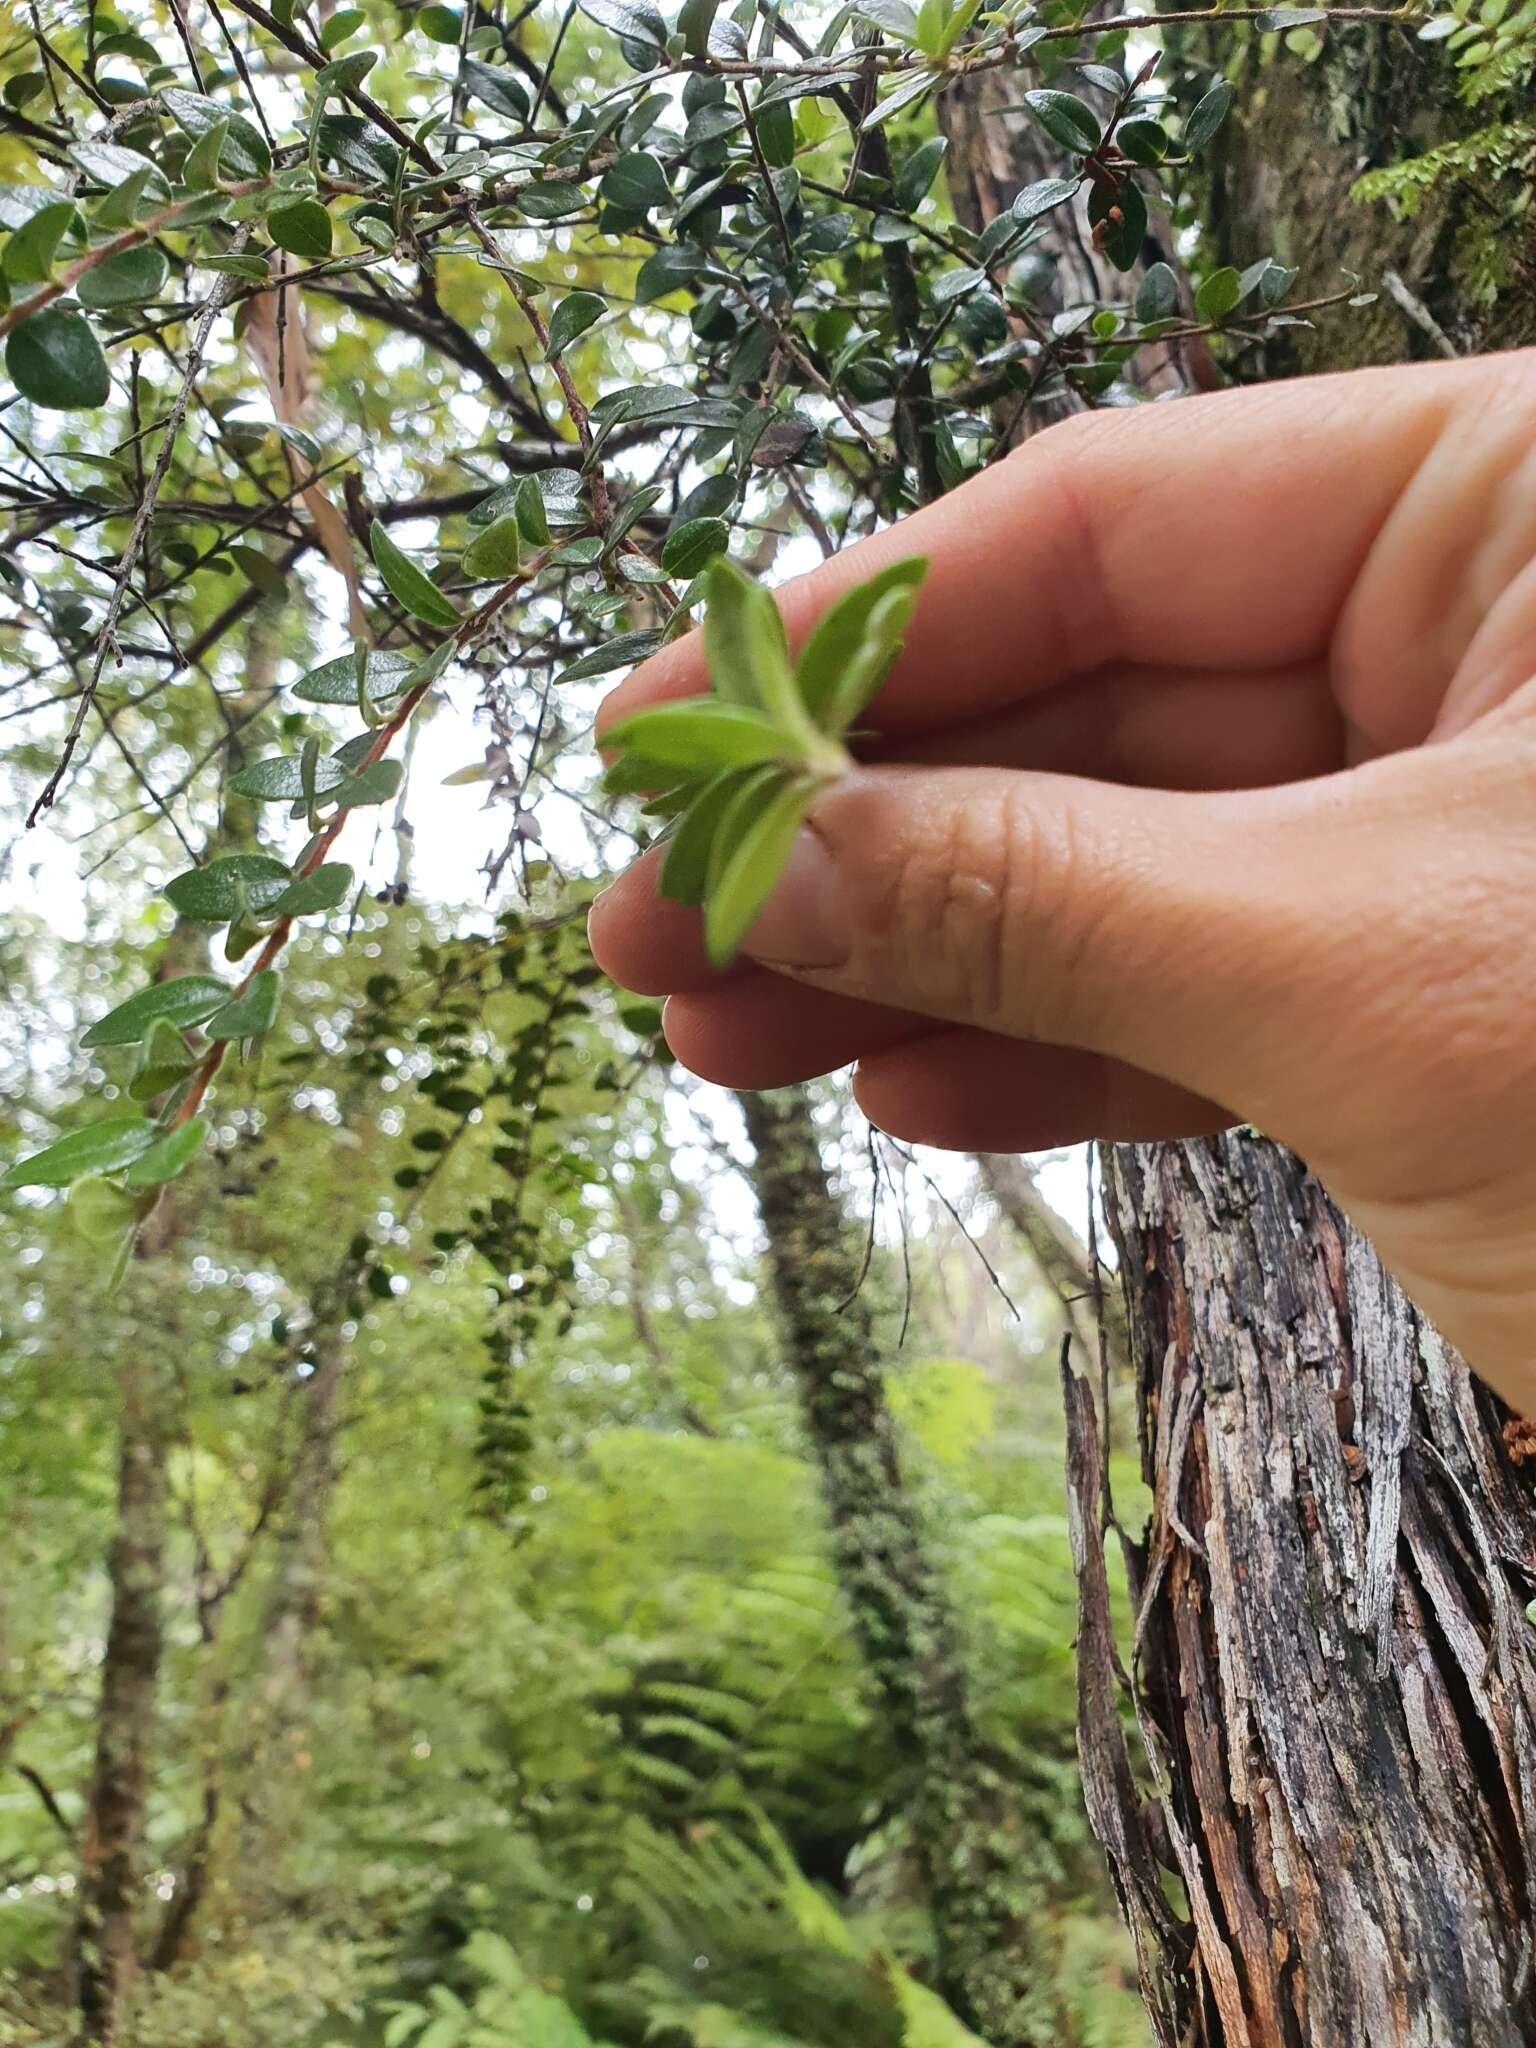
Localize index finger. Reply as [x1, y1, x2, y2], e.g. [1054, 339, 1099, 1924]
[599, 357, 1458, 744]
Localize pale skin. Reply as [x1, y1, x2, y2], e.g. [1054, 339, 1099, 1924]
[589, 352, 1536, 1417]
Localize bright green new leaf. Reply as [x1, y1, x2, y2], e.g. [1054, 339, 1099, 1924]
[128, 1018, 197, 1101]
[2, 1117, 157, 1190]
[704, 776, 812, 966]
[369, 519, 460, 627]
[81, 975, 229, 1048]
[121, 1116, 209, 1189]
[205, 969, 282, 1042]
[182, 117, 231, 191]
[659, 764, 760, 905]
[66, 1174, 140, 1244]
[163, 87, 272, 178]
[1194, 264, 1243, 321]
[6, 309, 110, 411]
[795, 557, 926, 730]
[601, 701, 787, 774]
[700, 558, 799, 724]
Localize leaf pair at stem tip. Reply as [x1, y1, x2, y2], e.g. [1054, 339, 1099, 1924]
[602, 554, 928, 966]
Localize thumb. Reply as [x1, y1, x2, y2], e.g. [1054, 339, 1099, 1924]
[740, 762, 1339, 1123]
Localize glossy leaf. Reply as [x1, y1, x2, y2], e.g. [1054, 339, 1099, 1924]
[6, 309, 110, 411]
[369, 519, 460, 627]
[76, 243, 169, 310]
[269, 198, 333, 261]
[81, 976, 230, 1048]
[165, 853, 291, 921]
[2, 1117, 157, 1190]
[545, 290, 606, 358]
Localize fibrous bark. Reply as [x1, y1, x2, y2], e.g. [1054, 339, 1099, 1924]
[739, 1086, 1055, 2045]
[1072, 1135, 1536, 2046]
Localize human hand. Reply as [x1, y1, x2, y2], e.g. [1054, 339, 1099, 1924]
[589, 353, 1536, 1412]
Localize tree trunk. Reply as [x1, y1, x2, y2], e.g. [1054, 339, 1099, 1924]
[1074, 1137, 1536, 2046]
[738, 1087, 1056, 2045]
[74, 1349, 168, 2041]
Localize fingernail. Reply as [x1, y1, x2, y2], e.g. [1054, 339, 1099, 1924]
[743, 827, 853, 969]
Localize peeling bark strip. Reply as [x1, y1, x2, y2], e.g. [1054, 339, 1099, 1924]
[1076, 1133, 1536, 2047]
[739, 1087, 1056, 2046]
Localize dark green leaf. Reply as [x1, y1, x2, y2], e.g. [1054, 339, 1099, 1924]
[895, 135, 948, 211]
[76, 243, 169, 310]
[369, 518, 460, 627]
[515, 180, 589, 221]
[599, 151, 670, 212]
[269, 198, 332, 261]
[1135, 260, 1179, 325]
[81, 975, 229, 1048]
[163, 87, 272, 179]
[556, 630, 662, 683]
[661, 517, 729, 578]
[72, 142, 169, 196]
[1023, 89, 1100, 154]
[1011, 176, 1081, 223]
[121, 1116, 208, 1188]
[577, 0, 667, 53]
[6, 309, 110, 411]
[294, 649, 413, 704]
[331, 757, 405, 809]
[229, 751, 354, 801]
[462, 514, 521, 580]
[1086, 176, 1146, 271]
[2, 1117, 156, 1190]
[545, 289, 606, 358]
[418, 3, 462, 39]
[165, 853, 290, 921]
[272, 863, 353, 915]
[461, 60, 530, 120]
[1184, 78, 1235, 150]
[205, 969, 282, 1042]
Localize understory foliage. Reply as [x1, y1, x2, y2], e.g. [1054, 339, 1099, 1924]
[0, 0, 1513, 2043]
